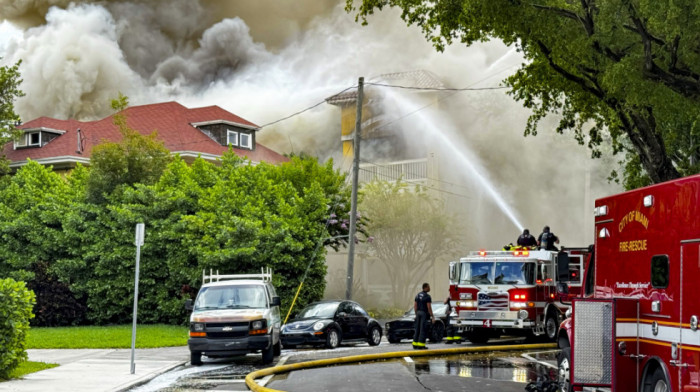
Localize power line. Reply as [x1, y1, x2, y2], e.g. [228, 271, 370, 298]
[258, 81, 507, 130]
[258, 85, 357, 129]
[364, 82, 507, 91]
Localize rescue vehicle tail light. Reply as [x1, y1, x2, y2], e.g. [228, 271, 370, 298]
[479, 250, 487, 256]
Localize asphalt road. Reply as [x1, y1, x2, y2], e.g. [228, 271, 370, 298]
[130, 339, 559, 392]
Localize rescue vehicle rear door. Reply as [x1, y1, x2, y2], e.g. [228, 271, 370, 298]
[678, 240, 700, 389]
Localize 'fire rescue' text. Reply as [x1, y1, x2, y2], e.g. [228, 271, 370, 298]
[619, 239, 647, 252]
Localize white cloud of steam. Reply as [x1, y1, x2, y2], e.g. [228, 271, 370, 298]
[4, 4, 144, 120]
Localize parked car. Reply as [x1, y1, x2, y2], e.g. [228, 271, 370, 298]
[281, 300, 382, 349]
[384, 303, 450, 344]
[185, 269, 281, 365]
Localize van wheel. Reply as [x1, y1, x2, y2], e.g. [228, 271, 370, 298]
[273, 339, 281, 356]
[191, 351, 202, 366]
[262, 342, 274, 364]
[557, 347, 572, 392]
[545, 312, 559, 341]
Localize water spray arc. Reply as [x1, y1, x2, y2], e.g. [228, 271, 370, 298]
[378, 88, 525, 233]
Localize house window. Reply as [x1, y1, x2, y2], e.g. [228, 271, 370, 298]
[29, 132, 41, 146]
[227, 130, 239, 146]
[239, 133, 252, 149]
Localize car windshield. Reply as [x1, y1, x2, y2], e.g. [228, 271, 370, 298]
[405, 303, 448, 316]
[297, 302, 339, 319]
[460, 261, 536, 285]
[194, 284, 267, 310]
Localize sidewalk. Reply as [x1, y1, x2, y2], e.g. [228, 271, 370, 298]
[0, 346, 189, 392]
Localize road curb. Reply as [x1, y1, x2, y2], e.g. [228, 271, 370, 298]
[245, 342, 557, 392]
[113, 360, 189, 392]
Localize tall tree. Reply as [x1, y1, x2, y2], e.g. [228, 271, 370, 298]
[360, 180, 461, 307]
[0, 60, 24, 177]
[86, 94, 171, 203]
[347, 0, 700, 188]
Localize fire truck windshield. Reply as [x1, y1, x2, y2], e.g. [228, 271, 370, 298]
[459, 261, 536, 285]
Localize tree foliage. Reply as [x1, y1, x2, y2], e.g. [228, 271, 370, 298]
[346, 0, 700, 187]
[360, 180, 460, 307]
[0, 278, 35, 380]
[0, 153, 351, 325]
[86, 95, 171, 203]
[0, 60, 24, 177]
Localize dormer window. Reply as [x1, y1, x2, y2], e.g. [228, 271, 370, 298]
[192, 121, 256, 151]
[14, 128, 64, 149]
[226, 129, 253, 150]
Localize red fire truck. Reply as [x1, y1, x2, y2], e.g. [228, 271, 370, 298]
[556, 174, 700, 392]
[448, 247, 591, 343]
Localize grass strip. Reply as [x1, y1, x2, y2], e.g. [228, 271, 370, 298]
[26, 324, 188, 349]
[2, 361, 58, 381]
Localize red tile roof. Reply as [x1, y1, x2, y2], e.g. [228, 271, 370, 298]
[4, 101, 288, 168]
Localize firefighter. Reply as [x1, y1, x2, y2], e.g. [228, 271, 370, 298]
[412, 282, 434, 350]
[516, 228, 537, 247]
[537, 226, 560, 251]
[444, 295, 461, 344]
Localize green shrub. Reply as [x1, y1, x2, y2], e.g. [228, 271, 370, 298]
[0, 278, 36, 379]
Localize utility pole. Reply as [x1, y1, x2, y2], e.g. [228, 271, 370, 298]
[346, 77, 364, 300]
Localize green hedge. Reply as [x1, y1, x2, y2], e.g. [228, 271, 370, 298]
[0, 278, 35, 379]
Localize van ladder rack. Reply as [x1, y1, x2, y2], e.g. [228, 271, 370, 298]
[202, 267, 272, 284]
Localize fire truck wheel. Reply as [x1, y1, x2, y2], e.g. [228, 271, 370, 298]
[644, 366, 669, 392]
[465, 329, 490, 344]
[545, 313, 559, 341]
[557, 347, 571, 392]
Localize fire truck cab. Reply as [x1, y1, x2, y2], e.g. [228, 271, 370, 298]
[556, 174, 700, 392]
[448, 247, 589, 343]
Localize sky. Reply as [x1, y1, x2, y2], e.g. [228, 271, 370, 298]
[0, 0, 623, 253]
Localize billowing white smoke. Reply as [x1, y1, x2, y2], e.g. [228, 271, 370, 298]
[4, 4, 144, 120]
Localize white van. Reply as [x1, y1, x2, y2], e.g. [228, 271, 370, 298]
[185, 268, 281, 365]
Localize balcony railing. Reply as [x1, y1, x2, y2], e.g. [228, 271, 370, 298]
[359, 158, 427, 184]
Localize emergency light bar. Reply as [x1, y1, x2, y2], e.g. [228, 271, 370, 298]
[474, 250, 530, 257]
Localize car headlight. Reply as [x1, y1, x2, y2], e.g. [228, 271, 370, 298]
[192, 322, 205, 331]
[252, 320, 264, 330]
[313, 321, 325, 331]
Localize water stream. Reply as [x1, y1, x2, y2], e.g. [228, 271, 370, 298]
[376, 88, 525, 232]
